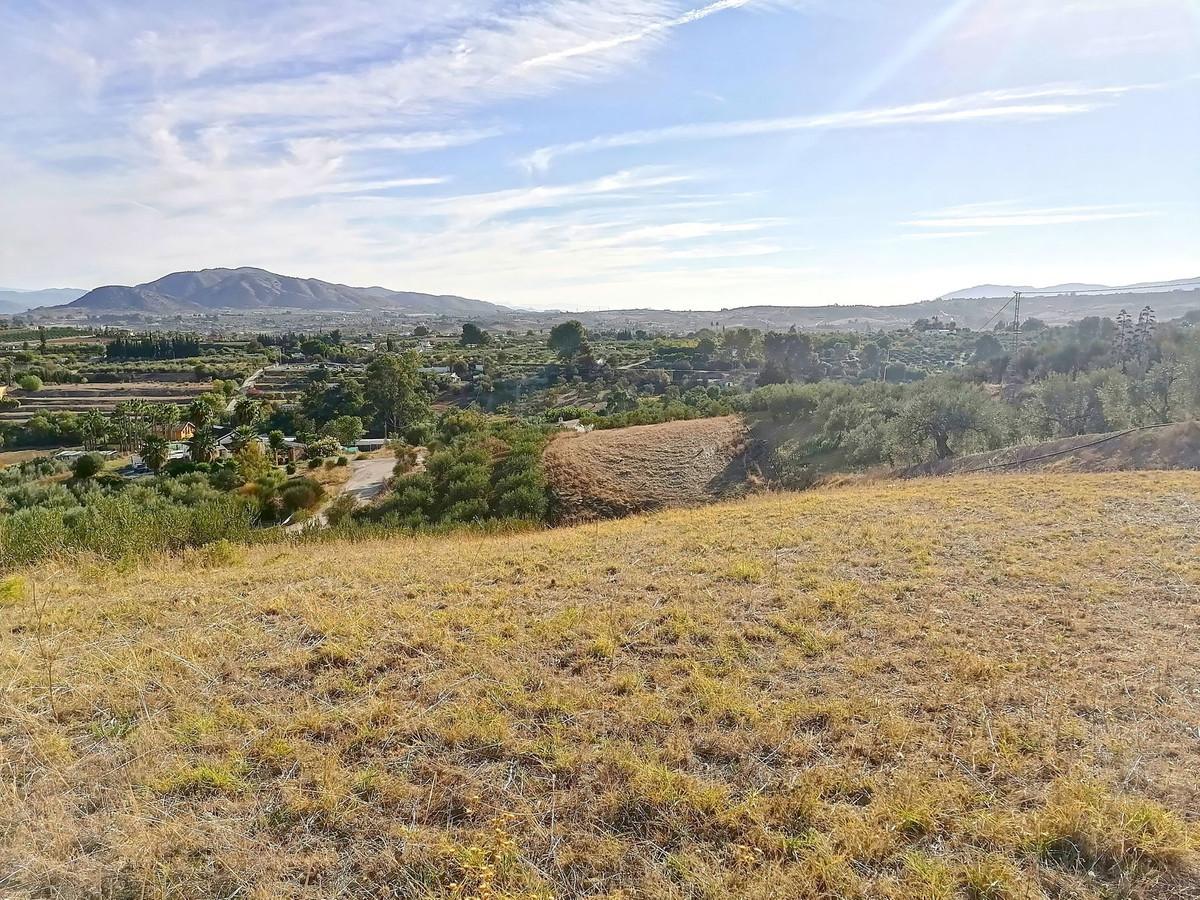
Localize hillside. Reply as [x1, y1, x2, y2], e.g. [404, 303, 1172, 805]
[38, 268, 507, 317]
[560, 284, 1200, 332]
[906, 421, 1200, 478]
[543, 416, 752, 522]
[3, 474, 1199, 899]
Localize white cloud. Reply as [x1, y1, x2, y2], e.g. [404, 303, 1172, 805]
[903, 203, 1157, 230]
[520, 82, 1158, 169]
[518, 0, 753, 70]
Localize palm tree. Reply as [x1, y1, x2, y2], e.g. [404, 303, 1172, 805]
[150, 403, 182, 438]
[233, 397, 272, 428]
[78, 410, 109, 451]
[188, 426, 218, 463]
[140, 436, 169, 473]
[188, 398, 215, 429]
[229, 424, 257, 453]
[108, 407, 142, 453]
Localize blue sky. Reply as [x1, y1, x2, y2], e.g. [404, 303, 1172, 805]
[1, 0, 1197, 309]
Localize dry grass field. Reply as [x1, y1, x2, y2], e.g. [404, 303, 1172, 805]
[3, 473, 1200, 899]
[543, 416, 751, 522]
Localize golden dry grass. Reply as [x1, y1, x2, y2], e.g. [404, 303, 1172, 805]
[543, 416, 749, 523]
[3, 472, 1200, 899]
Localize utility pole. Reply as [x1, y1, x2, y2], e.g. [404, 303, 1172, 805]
[1011, 291, 1022, 356]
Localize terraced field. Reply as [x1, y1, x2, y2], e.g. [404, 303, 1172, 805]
[2, 381, 212, 422]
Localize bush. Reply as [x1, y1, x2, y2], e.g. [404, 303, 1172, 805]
[336, 456, 348, 467]
[279, 478, 324, 515]
[0, 493, 256, 569]
[71, 454, 104, 480]
[306, 458, 321, 469]
[325, 494, 358, 527]
[17, 375, 43, 392]
[285, 463, 296, 475]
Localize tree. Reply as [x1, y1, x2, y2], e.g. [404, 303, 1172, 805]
[889, 382, 1003, 461]
[860, 342, 882, 370]
[78, 410, 109, 451]
[232, 397, 267, 428]
[188, 396, 220, 428]
[325, 415, 365, 448]
[460, 323, 490, 346]
[973, 334, 1005, 362]
[1137, 358, 1186, 424]
[414, 325, 430, 337]
[305, 435, 342, 460]
[234, 441, 273, 481]
[189, 426, 218, 463]
[72, 453, 103, 480]
[149, 403, 182, 437]
[267, 430, 287, 463]
[299, 377, 364, 426]
[762, 331, 821, 383]
[549, 321, 589, 360]
[108, 404, 146, 453]
[17, 374, 42, 392]
[229, 425, 258, 453]
[365, 352, 431, 438]
[140, 436, 170, 473]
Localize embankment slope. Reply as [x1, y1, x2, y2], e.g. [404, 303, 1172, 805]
[907, 420, 1200, 478]
[542, 415, 752, 522]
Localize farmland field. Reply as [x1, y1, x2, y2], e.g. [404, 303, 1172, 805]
[1, 381, 212, 423]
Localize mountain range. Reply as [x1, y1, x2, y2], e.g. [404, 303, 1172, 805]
[940, 278, 1200, 300]
[23, 267, 1200, 331]
[39, 268, 506, 317]
[0, 287, 87, 315]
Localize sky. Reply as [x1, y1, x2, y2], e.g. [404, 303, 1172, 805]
[0, 0, 1197, 310]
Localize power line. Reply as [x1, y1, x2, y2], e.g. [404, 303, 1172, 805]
[979, 294, 1017, 331]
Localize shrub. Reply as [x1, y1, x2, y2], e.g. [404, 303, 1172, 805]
[306, 458, 321, 469]
[279, 478, 324, 515]
[325, 494, 358, 527]
[336, 456, 348, 467]
[17, 374, 43, 392]
[71, 454, 104, 480]
[0, 493, 256, 569]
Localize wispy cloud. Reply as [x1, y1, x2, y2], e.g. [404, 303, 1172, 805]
[903, 202, 1157, 231]
[521, 82, 1158, 169]
[519, 0, 753, 70]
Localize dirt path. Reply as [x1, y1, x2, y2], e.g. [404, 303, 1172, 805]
[288, 456, 396, 531]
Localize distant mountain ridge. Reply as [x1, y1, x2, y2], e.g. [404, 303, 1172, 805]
[940, 278, 1199, 300]
[44, 268, 506, 317]
[0, 287, 87, 314]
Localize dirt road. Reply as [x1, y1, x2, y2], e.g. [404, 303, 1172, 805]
[340, 457, 395, 505]
[288, 456, 395, 531]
